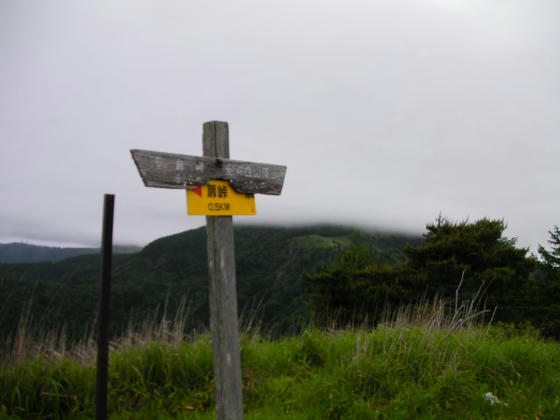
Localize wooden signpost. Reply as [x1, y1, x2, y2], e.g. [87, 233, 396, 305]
[131, 121, 286, 420]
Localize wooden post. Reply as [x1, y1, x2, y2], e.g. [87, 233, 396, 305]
[96, 194, 115, 420]
[130, 120, 286, 419]
[203, 121, 244, 420]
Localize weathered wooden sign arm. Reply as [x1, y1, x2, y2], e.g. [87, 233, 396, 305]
[130, 149, 286, 195]
[131, 121, 286, 420]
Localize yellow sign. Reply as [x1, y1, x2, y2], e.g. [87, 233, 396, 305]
[186, 180, 256, 215]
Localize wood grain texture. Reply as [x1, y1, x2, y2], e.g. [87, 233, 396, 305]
[204, 121, 244, 420]
[130, 149, 286, 195]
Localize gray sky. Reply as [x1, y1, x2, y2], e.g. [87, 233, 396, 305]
[1, 0, 559, 251]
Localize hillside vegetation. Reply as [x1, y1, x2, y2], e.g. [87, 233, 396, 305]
[2, 222, 560, 418]
[306, 218, 560, 338]
[0, 225, 419, 344]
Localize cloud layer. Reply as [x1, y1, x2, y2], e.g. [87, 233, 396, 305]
[1, 0, 558, 250]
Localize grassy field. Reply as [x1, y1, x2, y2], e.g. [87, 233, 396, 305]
[1, 304, 559, 419]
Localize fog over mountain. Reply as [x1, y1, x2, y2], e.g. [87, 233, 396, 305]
[1, 0, 559, 250]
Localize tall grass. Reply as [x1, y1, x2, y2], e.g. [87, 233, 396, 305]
[1, 295, 196, 367]
[314, 270, 495, 334]
[1, 288, 559, 419]
[2, 299, 96, 366]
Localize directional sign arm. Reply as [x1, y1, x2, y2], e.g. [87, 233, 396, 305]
[130, 149, 287, 195]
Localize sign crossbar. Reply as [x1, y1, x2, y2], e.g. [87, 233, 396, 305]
[131, 149, 286, 195]
[131, 120, 287, 420]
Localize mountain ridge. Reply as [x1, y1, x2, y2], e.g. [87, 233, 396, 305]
[0, 224, 421, 340]
[0, 242, 142, 263]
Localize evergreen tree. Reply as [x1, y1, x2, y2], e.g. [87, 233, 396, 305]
[405, 216, 534, 303]
[305, 216, 536, 326]
[303, 236, 372, 323]
[534, 226, 560, 337]
[304, 234, 426, 324]
[538, 226, 560, 272]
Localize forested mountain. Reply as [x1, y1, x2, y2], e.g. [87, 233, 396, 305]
[0, 243, 141, 263]
[305, 217, 560, 338]
[0, 225, 420, 342]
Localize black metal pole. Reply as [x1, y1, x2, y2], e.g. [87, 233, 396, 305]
[96, 194, 114, 420]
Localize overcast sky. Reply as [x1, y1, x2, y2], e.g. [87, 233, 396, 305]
[1, 0, 558, 251]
